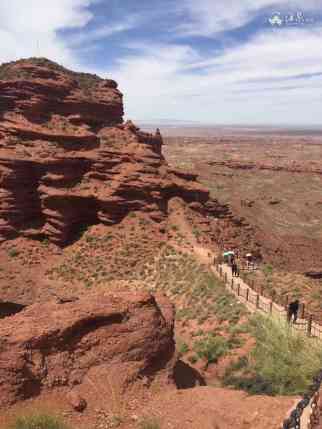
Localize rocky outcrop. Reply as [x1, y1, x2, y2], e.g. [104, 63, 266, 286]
[0, 290, 176, 407]
[0, 58, 209, 245]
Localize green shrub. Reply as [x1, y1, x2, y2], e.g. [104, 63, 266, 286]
[263, 264, 273, 276]
[138, 417, 161, 429]
[188, 355, 199, 364]
[227, 334, 245, 349]
[9, 414, 69, 429]
[8, 248, 19, 257]
[192, 228, 201, 238]
[224, 314, 322, 395]
[110, 415, 123, 427]
[85, 235, 96, 243]
[193, 334, 230, 365]
[192, 329, 204, 337]
[177, 340, 189, 355]
[228, 322, 251, 335]
[41, 238, 50, 247]
[176, 308, 194, 321]
[211, 292, 245, 324]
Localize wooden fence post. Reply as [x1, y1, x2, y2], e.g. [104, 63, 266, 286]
[237, 284, 240, 296]
[231, 278, 234, 289]
[285, 295, 289, 310]
[307, 315, 313, 337]
[269, 301, 273, 314]
[246, 289, 249, 302]
[256, 294, 260, 309]
[260, 285, 264, 296]
[301, 303, 305, 319]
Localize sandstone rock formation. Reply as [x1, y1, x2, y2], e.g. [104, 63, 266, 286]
[0, 58, 209, 245]
[0, 290, 175, 407]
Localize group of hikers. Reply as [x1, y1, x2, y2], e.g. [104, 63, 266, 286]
[218, 249, 301, 325]
[220, 250, 250, 277]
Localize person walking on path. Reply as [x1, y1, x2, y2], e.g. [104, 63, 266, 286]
[287, 299, 300, 323]
[235, 263, 240, 277]
[232, 261, 238, 277]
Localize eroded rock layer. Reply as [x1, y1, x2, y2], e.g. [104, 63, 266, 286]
[0, 58, 211, 245]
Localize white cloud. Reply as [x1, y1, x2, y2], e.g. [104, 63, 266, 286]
[179, 0, 321, 36]
[66, 16, 140, 47]
[110, 25, 322, 125]
[0, 0, 95, 66]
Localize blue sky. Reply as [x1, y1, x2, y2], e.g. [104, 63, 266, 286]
[1, 0, 322, 125]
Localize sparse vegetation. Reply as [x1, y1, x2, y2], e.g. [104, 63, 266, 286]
[263, 264, 273, 276]
[223, 314, 322, 395]
[49, 237, 248, 372]
[9, 414, 69, 429]
[192, 329, 204, 337]
[193, 334, 230, 366]
[109, 415, 123, 427]
[41, 238, 50, 247]
[138, 417, 161, 429]
[0, 58, 102, 91]
[192, 227, 201, 238]
[188, 355, 199, 364]
[177, 338, 189, 356]
[8, 248, 19, 258]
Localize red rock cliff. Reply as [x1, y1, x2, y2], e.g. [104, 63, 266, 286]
[0, 58, 209, 245]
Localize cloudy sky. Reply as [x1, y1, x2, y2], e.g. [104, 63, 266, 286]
[1, 0, 322, 125]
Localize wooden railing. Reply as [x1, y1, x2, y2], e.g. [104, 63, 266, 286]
[213, 262, 322, 429]
[214, 263, 322, 340]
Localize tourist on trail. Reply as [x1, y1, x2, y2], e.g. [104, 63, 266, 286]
[287, 299, 300, 323]
[230, 254, 235, 266]
[236, 263, 240, 277]
[232, 261, 238, 277]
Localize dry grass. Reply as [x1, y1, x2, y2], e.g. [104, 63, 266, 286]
[7, 414, 69, 429]
[223, 314, 322, 395]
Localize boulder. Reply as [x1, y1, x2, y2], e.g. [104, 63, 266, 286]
[66, 390, 87, 412]
[0, 290, 176, 407]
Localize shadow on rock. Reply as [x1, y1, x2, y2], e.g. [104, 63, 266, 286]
[0, 302, 26, 319]
[174, 360, 206, 389]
